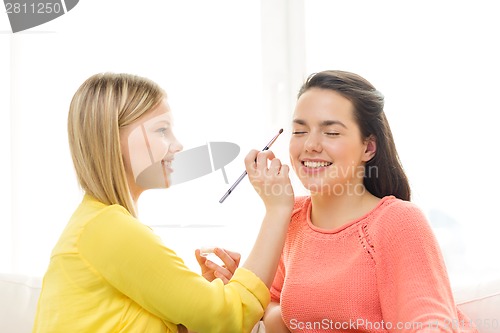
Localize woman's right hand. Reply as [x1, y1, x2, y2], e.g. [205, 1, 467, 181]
[244, 150, 294, 212]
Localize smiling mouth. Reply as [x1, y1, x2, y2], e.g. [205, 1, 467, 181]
[302, 161, 332, 168]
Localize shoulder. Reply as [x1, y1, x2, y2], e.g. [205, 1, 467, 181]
[76, 197, 164, 262]
[79, 195, 152, 240]
[374, 196, 429, 228]
[368, 196, 436, 247]
[366, 198, 449, 281]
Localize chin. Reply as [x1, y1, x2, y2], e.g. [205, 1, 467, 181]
[302, 182, 329, 194]
[301, 180, 348, 196]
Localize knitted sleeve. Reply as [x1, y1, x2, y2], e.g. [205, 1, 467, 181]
[369, 200, 463, 333]
[78, 205, 269, 333]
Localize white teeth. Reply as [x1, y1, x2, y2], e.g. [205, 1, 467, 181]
[303, 161, 332, 168]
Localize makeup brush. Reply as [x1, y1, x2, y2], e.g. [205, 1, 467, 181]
[219, 128, 283, 203]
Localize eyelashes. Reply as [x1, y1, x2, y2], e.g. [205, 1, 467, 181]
[292, 131, 340, 136]
[156, 127, 169, 136]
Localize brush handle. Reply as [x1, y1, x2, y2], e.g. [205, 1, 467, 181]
[219, 170, 248, 203]
[219, 129, 283, 203]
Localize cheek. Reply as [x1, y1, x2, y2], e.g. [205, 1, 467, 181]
[126, 127, 156, 177]
[148, 138, 171, 161]
[289, 140, 302, 165]
[329, 142, 367, 177]
[326, 140, 356, 161]
[289, 136, 303, 154]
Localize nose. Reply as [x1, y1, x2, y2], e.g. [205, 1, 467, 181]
[304, 132, 322, 153]
[170, 135, 183, 154]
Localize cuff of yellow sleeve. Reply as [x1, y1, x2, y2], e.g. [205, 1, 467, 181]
[231, 268, 271, 310]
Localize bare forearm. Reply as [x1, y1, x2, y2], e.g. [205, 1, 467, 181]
[243, 208, 291, 288]
[242, 149, 294, 287]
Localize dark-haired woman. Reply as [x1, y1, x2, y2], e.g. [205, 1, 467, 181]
[262, 70, 477, 333]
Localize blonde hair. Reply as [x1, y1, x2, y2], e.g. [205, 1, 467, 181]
[68, 73, 165, 217]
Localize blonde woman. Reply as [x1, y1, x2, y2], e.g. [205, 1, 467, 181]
[33, 73, 294, 333]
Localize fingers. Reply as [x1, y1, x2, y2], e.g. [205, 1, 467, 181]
[268, 158, 282, 176]
[204, 260, 231, 284]
[194, 249, 207, 266]
[244, 149, 294, 210]
[256, 150, 276, 170]
[195, 247, 241, 284]
[223, 249, 242, 264]
[245, 150, 278, 174]
[245, 149, 289, 179]
[207, 248, 241, 283]
[278, 164, 290, 176]
[244, 149, 259, 173]
[206, 248, 241, 284]
[215, 248, 241, 273]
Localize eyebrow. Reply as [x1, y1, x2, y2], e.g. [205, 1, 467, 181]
[147, 119, 171, 127]
[293, 119, 347, 129]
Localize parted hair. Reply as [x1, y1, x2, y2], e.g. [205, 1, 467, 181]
[68, 73, 165, 216]
[298, 70, 411, 201]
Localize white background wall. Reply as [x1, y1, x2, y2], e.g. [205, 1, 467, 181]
[1, 0, 499, 287]
[302, 0, 500, 285]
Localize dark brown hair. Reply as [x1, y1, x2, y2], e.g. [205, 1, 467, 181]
[298, 70, 411, 201]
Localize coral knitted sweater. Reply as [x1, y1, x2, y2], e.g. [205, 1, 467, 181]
[270, 196, 477, 333]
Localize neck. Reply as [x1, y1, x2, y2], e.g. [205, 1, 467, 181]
[131, 190, 142, 211]
[310, 187, 380, 230]
[126, 173, 143, 208]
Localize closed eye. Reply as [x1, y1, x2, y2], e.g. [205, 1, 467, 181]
[325, 132, 340, 136]
[292, 131, 307, 135]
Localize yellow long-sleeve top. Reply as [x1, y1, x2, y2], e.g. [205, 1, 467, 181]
[33, 195, 270, 333]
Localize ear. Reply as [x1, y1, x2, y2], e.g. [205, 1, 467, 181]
[362, 135, 376, 162]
